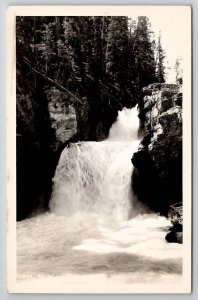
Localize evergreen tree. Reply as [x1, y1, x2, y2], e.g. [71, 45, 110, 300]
[132, 16, 156, 93]
[105, 17, 128, 84]
[105, 16, 134, 106]
[174, 57, 183, 84]
[155, 33, 166, 83]
[62, 17, 89, 96]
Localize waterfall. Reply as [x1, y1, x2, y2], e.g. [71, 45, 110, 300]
[17, 106, 182, 285]
[49, 106, 140, 220]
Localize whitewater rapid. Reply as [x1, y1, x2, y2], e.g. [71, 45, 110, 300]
[17, 106, 183, 291]
[49, 107, 142, 220]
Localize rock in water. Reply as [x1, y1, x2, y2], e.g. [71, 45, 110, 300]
[165, 231, 183, 244]
[168, 202, 183, 225]
[165, 202, 183, 244]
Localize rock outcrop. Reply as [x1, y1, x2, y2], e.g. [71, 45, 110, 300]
[132, 83, 182, 219]
[165, 202, 183, 244]
[46, 87, 77, 151]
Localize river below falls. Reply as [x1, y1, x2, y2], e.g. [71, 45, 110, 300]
[17, 212, 182, 286]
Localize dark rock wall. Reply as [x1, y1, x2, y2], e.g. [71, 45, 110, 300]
[16, 65, 119, 220]
[132, 83, 183, 215]
[17, 65, 60, 220]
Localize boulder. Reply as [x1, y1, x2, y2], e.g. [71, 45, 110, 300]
[165, 231, 183, 244]
[165, 202, 183, 244]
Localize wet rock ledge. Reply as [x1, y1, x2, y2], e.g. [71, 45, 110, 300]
[165, 202, 183, 244]
[131, 83, 183, 243]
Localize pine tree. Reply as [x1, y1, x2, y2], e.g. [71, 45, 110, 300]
[132, 16, 156, 93]
[174, 58, 183, 84]
[105, 17, 134, 106]
[155, 33, 166, 83]
[16, 17, 37, 63]
[62, 17, 86, 95]
[105, 17, 128, 84]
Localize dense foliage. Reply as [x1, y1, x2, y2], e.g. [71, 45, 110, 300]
[16, 16, 165, 110]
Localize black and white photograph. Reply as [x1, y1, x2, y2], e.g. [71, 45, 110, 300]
[7, 5, 191, 293]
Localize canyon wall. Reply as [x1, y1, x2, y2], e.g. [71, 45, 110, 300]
[16, 65, 119, 220]
[132, 83, 182, 217]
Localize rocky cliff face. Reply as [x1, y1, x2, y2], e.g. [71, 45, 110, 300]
[16, 66, 62, 220]
[16, 65, 119, 220]
[46, 87, 77, 151]
[132, 83, 182, 217]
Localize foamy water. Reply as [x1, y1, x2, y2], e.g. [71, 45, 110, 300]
[17, 106, 183, 290]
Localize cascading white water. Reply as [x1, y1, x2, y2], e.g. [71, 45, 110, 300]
[17, 105, 183, 288]
[49, 106, 140, 220]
